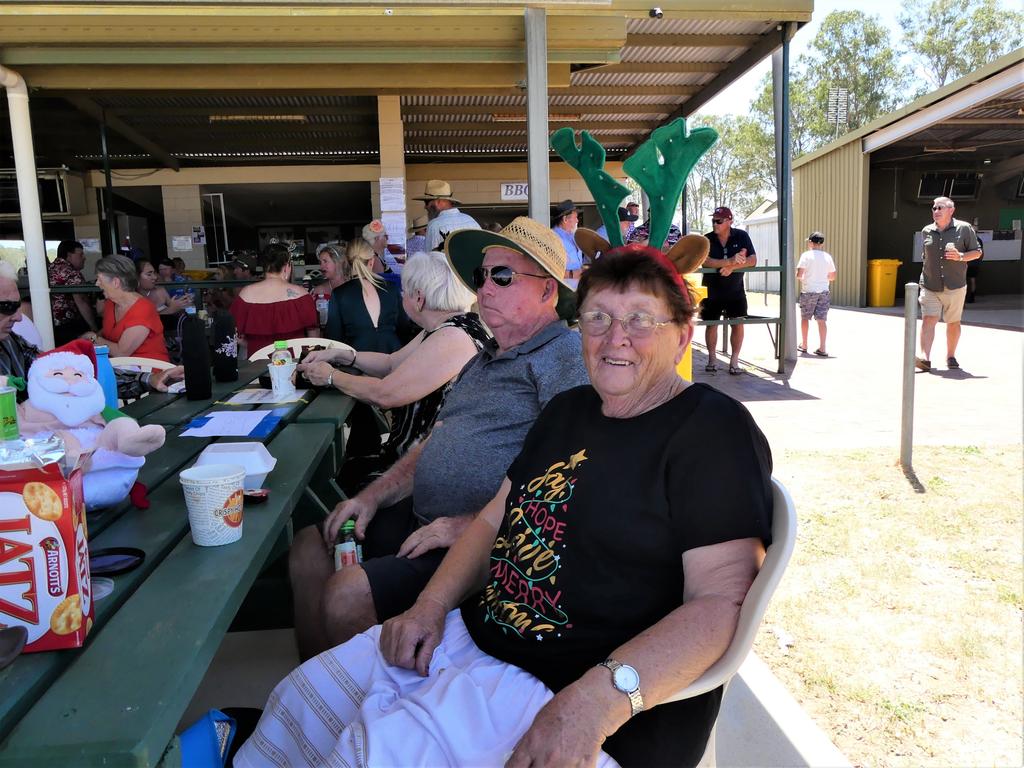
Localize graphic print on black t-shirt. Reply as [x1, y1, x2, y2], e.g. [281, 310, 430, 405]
[479, 448, 588, 640]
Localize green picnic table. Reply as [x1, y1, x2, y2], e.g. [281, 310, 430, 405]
[0, 373, 355, 767]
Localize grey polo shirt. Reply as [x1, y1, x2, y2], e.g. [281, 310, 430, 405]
[920, 218, 979, 292]
[412, 320, 589, 523]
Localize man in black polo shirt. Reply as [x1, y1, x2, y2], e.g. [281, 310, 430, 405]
[702, 206, 756, 374]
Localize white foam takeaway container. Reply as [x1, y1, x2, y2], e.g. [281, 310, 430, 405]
[194, 442, 277, 489]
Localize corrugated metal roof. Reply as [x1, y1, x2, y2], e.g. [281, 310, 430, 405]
[626, 18, 777, 35]
[2, 5, 811, 168]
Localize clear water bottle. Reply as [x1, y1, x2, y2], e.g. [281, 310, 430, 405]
[270, 340, 293, 366]
[94, 345, 119, 409]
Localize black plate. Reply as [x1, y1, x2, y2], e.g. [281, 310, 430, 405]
[89, 547, 146, 577]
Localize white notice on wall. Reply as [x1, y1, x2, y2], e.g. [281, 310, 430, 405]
[192, 225, 206, 246]
[380, 177, 406, 213]
[80, 238, 101, 254]
[381, 212, 407, 246]
[172, 236, 193, 252]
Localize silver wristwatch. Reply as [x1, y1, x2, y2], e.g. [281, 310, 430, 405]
[600, 659, 644, 717]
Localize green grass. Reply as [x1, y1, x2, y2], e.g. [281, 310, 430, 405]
[759, 445, 1024, 768]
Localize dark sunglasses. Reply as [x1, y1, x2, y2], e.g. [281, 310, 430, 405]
[931, 206, 949, 211]
[712, 218, 729, 225]
[0, 300, 20, 316]
[472, 265, 549, 289]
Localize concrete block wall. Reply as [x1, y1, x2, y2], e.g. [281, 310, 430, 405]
[161, 185, 207, 267]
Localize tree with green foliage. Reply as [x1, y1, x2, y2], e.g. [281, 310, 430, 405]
[684, 115, 766, 230]
[800, 11, 914, 134]
[899, 0, 1024, 88]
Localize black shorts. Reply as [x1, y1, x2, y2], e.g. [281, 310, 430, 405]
[355, 498, 448, 622]
[700, 293, 748, 321]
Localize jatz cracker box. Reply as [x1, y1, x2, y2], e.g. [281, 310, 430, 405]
[0, 462, 93, 653]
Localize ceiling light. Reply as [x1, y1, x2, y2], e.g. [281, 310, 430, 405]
[209, 115, 308, 123]
[923, 146, 976, 153]
[983, 158, 992, 164]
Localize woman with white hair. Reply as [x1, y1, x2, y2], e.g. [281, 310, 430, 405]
[324, 238, 409, 353]
[300, 250, 490, 491]
[84, 255, 169, 361]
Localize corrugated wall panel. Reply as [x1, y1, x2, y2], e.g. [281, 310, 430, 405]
[794, 141, 869, 306]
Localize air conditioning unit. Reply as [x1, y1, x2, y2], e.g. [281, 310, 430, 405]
[0, 169, 86, 218]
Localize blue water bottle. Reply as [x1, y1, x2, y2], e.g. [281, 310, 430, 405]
[94, 345, 119, 409]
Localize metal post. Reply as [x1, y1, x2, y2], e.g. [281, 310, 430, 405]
[100, 115, 119, 253]
[525, 7, 549, 223]
[900, 283, 919, 470]
[773, 29, 796, 373]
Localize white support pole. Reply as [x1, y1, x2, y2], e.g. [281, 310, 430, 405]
[901, 283, 919, 470]
[525, 7, 549, 223]
[0, 64, 53, 350]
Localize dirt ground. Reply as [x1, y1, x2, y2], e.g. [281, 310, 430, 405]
[756, 444, 1023, 768]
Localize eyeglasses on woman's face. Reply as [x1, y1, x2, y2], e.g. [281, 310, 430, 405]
[578, 310, 672, 338]
[471, 265, 548, 290]
[0, 300, 21, 316]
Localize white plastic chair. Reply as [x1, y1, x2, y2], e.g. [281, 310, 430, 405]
[666, 476, 798, 766]
[109, 356, 175, 371]
[248, 338, 353, 362]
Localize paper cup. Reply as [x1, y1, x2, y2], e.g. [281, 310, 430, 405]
[179, 463, 245, 546]
[268, 361, 297, 400]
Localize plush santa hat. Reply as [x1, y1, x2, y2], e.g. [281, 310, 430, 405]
[30, 339, 98, 379]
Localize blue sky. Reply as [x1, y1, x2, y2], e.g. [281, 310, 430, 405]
[695, 0, 1021, 117]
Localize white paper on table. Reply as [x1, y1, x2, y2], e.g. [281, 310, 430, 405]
[166, 381, 186, 394]
[223, 388, 308, 405]
[181, 410, 269, 437]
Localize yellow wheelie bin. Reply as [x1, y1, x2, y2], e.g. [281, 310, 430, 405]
[867, 259, 902, 307]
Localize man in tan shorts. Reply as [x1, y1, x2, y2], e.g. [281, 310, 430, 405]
[915, 197, 981, 371]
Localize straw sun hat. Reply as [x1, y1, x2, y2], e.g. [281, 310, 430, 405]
[445, 216, 576, 321]
[413, 179, 462, 205]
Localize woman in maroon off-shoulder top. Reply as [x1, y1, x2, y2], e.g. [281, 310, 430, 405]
[230, 243, 319, 357]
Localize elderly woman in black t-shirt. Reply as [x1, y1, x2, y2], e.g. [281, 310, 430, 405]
[235, 245, 772, 768]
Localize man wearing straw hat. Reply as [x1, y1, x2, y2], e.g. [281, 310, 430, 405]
[290, 216, 588, 660]
[415, 179, 480, 250]
[406, 214, 429, 256]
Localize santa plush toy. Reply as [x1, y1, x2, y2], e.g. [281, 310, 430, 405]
[18, 340, 165, 510]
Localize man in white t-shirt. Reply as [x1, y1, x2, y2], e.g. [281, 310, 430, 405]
[796, 231, 837, 356]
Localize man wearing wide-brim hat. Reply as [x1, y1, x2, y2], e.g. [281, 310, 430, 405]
[405, 214, 429, 257]
[549, 199, 584, 283]
[287, 215, 588, 660]
[414, 179, 481, 251]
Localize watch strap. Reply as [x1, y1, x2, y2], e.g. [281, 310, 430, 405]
[599, 659, 644, 718]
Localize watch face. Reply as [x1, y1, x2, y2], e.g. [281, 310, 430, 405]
[613, 665, 640, 692]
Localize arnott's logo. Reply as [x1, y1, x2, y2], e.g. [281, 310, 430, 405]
[39, 537, 63, 597]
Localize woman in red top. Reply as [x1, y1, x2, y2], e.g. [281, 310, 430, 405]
[230, 243, 319, 357]
[84, 255, 170, 362]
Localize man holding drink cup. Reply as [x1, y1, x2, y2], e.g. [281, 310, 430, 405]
[915, 196, 981, 371]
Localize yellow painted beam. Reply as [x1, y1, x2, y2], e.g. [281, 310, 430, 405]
[0, 9, 624, 49]
[18, 63, 571, 90]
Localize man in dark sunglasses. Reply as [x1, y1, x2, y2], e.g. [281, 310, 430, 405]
[915, 196, 982, 371]
[288, 216, 589, 661]
[0, 263, 182, 401]
[701, 206, 757, 375]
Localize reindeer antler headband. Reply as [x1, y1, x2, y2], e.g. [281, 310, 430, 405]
[550, 118, 718, 275]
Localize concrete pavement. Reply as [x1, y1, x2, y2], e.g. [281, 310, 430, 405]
[691, 292, 1023, 453]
